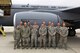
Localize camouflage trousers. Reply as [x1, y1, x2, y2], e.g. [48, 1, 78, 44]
[31, 36, 37, 47]
[38, 36, 46, 47]
[22, 37, 30, 47]
[55, 33, 60, 47]
[48, 35, 56, 47]
[14, 38, 20, 49]
[59, 36, 67, 49]
[20, 37, 23, 47]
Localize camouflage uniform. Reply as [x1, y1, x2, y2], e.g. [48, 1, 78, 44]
[17, 25, 23, 47]
[14, 27, 21, 49]
[59, 27, 68, 49]
[48, 26, 56, 47]
[21, 26, 30, 48]
[29, 25, 33, 30]
[31, 27, 38, 48]
[38, 26, 47, 48]
[55, 26, 61, 47]
[28, 25, 33, 47]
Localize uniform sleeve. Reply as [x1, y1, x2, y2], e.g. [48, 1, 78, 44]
[28, 27, 31, 37]
[44, 28, 47, 35]
[20, 27, 23, 36]
[14, 29, 16, 40]
[52, 28, 56, 36]
[39, 28, 42, 35]
[55, 27, 57, 33]
[48, 28, 52, 36]
[65, 28, 68, 37]
[35, 29, 38, 34]
[59, 27, 62, 35]
[31, 29, 34, 36]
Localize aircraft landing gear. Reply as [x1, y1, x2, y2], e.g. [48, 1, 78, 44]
[68, 27, 76, 37]
[0, 26, 4, 34]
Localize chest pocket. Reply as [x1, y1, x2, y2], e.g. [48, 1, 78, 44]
[42, 28, 46, 33]
[62, 28, 67, 35]
[32, 29, 37, 34]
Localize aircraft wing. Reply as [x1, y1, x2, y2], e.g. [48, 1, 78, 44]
[60, 7, 80, 14]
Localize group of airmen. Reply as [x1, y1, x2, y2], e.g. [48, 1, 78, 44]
[14, 21, 68, 50]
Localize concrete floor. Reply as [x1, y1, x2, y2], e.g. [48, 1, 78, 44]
[0, 33, 80, 53]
